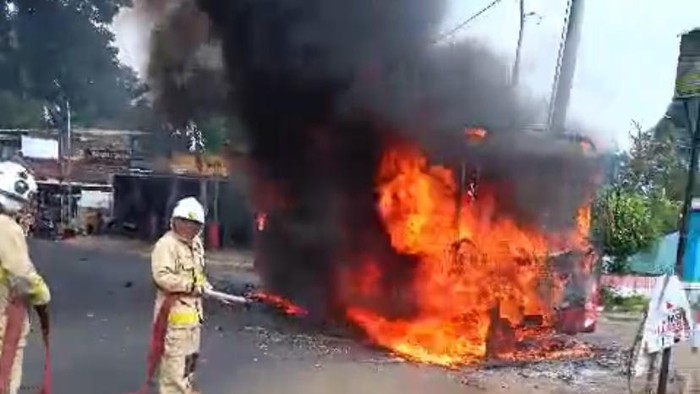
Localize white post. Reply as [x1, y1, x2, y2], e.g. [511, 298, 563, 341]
[66, 99, 72, 222]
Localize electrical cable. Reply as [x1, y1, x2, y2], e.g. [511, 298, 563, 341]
[432, 0, 506, 45]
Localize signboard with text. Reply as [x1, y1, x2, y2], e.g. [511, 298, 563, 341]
[169, 154, 228, 177]
[21, 136, 58, 159]
[84, 148, 130, 165]
[634, 275, 693, 377]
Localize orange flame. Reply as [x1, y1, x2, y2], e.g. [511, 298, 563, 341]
[342, 143, 592, 366]
[464, 128, 487, 144]
[253, 291, 308, 317]
[256, 212, 268, 231]
[579, 141, 591, 154]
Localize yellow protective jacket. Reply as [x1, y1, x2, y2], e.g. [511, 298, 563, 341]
[0, 214, 51, 318]
[151, 231, 212, 328]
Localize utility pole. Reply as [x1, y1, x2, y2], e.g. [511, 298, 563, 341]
[546, 0, 585, 134]
[511, 0, 525, 87]
[65, 99, 72, 223]
[49, 81, 72, 228]
[657, 28, 700, 394]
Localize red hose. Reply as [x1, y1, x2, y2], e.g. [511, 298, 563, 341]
[35, 306, 51, 394]
[0, 298, 51, 394]
[131, 294, 179, 394]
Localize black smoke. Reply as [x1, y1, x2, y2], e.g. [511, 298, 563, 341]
[135, 0, 227, 128]
[186, 0, 446, 320]
[137, 0, 600, 320]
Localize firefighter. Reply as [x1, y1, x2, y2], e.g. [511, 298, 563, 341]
[0, 161, 51, 394]
[151, 196, 214, 394]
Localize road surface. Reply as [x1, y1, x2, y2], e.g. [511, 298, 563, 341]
[20, 239, 474, 394]
[19, 238, 624, 393]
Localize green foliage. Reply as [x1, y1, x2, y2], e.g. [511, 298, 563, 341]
[648, 191, 681, 235]
[625, 119, 687, 203]
[592, 187, 659, 264]
[0, 90, 43, 128]
[0, 0, 144, 128]
[599, 286, 648, 313]
[594, 117, 686, 272]
[199, 116, 229, 154]
[196, 115, 249, 154]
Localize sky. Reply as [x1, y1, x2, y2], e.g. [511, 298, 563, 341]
[113, 0, 700, 150]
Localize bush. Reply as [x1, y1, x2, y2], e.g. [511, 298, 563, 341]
[599, 286, 648, 313]
[592, 187, 660, 273]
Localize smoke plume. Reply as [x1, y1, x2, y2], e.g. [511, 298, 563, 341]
[135, 0, 600, 320]
[135, 0, 226, 127]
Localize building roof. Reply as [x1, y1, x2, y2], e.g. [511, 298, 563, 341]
[23, 158, 126, 185]
[0, 128, 149, 136]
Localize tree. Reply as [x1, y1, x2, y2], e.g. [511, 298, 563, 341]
[625, 119, 687, 201]
[198, 116, 228, 154]
[592, 186, 659, 273]
[618, 120, 684, 233]
[0, 0, 144, 128]
[592, 118, 683, 271]
[0, 89, 44, 127]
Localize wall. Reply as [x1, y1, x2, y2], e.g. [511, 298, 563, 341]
[600, 275, 661, 298]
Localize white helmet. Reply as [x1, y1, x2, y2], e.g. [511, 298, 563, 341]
[171, 197, 205, 224]
[0, 161, 37, 214]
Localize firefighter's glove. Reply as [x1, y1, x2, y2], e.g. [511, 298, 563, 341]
[27, 273, 51, 306]
[192, 272, 207, 296]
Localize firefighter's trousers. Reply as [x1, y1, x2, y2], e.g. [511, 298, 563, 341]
[4, 345, 24, 394]
[0, 323, 28, 394]
[158, 326, 201, 394]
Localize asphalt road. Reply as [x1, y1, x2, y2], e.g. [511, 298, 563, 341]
[20, 239, 470, 394]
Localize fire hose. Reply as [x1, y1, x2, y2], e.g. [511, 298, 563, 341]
[0, 297, 51, 394]
[204, 289, 249, 305]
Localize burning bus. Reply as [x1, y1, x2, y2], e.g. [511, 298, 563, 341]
[251, 124, 604, 367]
[456, 128, 602, 333]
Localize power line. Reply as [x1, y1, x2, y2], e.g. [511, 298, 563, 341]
[432, 0, 506, 44]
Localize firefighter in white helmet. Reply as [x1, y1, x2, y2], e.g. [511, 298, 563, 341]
[150, 197, 214, 394]
[0, 161, 51, 394]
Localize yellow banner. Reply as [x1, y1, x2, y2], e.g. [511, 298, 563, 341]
[169, 154, 228, 177]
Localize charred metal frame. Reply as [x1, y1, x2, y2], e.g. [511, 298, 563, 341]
[453, 127, 600, 336]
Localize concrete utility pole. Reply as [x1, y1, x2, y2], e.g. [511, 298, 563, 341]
[547, 0, 585, 134]
[511, 0, 525, 87]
